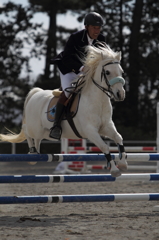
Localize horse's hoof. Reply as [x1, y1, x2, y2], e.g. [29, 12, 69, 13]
[110, 169, 121, 177]
[118, 159, 128, 172]
[110, 160, 121, 177]
[28, 152, 38, 165]
[28, 162, 37, 165]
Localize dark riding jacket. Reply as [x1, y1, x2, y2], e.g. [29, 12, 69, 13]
[51, 29, 106, 75]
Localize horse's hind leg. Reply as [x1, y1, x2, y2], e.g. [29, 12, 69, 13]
[26, 136, 39, 154]
[34, 139, 41, 153]
[26, 136, 41, 165]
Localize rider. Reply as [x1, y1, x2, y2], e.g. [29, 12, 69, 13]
[50, 12, 106, 140]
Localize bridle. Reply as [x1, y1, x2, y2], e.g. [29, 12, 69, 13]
[65, 61, 125, 98]
[92, 61, 125, 98]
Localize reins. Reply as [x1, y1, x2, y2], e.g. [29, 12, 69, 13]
[65, 75, 85, 96]
[92, 78, 113, 98]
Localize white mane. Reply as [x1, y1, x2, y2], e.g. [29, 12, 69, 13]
[82, 45, 121, 86]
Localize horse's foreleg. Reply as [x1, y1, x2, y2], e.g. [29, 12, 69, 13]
[104, 153, 121, 177]
[85, 130, 121, 177]
[117, 144, 127, 172]
[103, 126, 127, 172]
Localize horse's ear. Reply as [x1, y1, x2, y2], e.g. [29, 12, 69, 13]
[101, 52, 104, 60]
[117, 51, 121, 61]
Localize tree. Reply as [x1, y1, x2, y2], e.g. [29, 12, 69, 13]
[87, 0, 159, 139]
[1, 0, 159, 139]
[0, 1, 44, 131]
[29, 0, 98, 80]
[127, 0, 144, 126]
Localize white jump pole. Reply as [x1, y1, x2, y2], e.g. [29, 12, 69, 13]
[0, 193, 159, 204]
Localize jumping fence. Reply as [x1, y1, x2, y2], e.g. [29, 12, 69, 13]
[59, 139, 158, 173]
[58, 103, 159, 173]
[0, 104, 159, 206]
[0, 151, 159, 205]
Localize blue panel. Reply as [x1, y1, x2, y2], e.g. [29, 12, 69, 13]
[64, 175, 116, 182]
[63, 195, 115, 202]
[0, 196, 49, 204]
[150, 174, 159, 181]
[149, 194, 159, 201]
[149, 154, 159, 161]
[0, 176, 50, 183]
[62, 154, 113, 161]
[0, 154, 50, 162]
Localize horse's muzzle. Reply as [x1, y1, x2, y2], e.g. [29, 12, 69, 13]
[114, 90, 125, 101]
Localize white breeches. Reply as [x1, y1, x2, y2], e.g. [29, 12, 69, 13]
[58, 70, 79, 98]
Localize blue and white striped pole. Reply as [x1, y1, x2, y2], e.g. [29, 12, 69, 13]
[0, 153, 159, 162]
[0, 173, 159, 183]
[0, 193, 159, 204]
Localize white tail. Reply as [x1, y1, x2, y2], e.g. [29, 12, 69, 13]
[0, 129, 26, 143]
[0, 88, 42, 144]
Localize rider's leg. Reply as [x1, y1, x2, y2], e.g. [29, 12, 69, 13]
[49, 91, 68, 140]
[49, 70, 78, 140]
[60, 70, 78, 98]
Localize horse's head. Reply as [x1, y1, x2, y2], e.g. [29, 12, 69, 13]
[101, 51, 125, 101]
[83, 45, 125, 102]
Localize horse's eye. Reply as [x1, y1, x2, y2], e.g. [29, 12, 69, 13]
[106, 70, 110, 75]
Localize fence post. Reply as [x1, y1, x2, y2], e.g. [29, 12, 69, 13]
[156, 102, 159, 172]
[11, 143, 16, 154]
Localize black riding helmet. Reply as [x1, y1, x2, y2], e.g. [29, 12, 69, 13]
[84, 12, 104, 26]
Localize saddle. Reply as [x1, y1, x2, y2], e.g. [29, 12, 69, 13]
[47, 90, 82, 138]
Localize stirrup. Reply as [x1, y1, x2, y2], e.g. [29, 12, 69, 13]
[49, 125, 62, 140]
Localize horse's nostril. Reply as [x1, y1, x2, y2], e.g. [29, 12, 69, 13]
[117, 91, 120, 98]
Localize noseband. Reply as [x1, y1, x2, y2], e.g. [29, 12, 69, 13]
[92, 61, 125, 98]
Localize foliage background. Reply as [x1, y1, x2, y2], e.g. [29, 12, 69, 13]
[0, 0, 159, 140]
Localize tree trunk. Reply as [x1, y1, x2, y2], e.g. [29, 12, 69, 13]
[119, 0, 123, 53]
[128, 0, 143, 126]
[44, 0, 57, 79]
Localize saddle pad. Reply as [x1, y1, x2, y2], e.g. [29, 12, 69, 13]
[47, 94, 80, 122]
[47, 97, 58, 122]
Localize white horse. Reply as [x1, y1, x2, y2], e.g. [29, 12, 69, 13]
[0, 45, 127, 177]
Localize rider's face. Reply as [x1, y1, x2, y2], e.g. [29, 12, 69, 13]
[86, 25, 102, 39]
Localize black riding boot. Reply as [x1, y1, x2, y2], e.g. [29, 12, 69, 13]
[49, 92, 67, 140]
